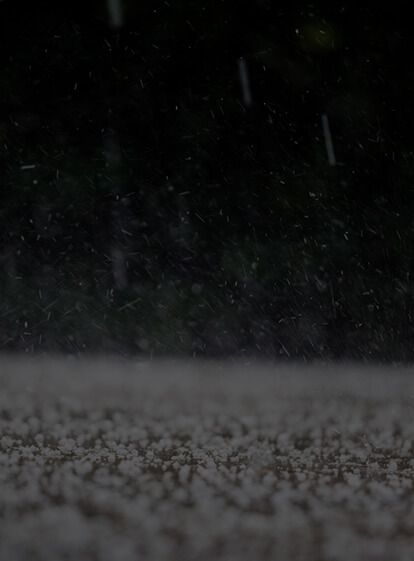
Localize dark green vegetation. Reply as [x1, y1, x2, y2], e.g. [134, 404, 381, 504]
[1, 2, 413, 359]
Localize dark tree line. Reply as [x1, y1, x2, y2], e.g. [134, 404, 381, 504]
[1, 1, 413, 360]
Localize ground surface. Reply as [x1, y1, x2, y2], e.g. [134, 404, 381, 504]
[0, 357, 413, 561]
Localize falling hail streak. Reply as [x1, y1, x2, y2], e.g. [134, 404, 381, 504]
[321, 113, 336, 166]
[107, 0, 123, 29]
[238, 58, 252, 107]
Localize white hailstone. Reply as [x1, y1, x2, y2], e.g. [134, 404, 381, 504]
[400, 477, 412, 489]
[35, 455, 45, 466]
[74, 461, 93, 476]
[74, 446, 86, 457]
[115, 446, 128, 457]
[172, 452, 185, 463]
[387, 459, 398, 473]
[20, 445, 38, 460]
[16, 422, 30, 437]
[178, 464, 191, 484]
[296, 472, 307, 482]
[58, 438, 76, 453]
[1, 436, 14, 449]
[75, 435, 86, 446]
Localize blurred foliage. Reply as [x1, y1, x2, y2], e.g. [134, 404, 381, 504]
[1, 1, 413, 360]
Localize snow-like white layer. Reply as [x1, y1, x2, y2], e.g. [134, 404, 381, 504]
[0, 357, 413, 561]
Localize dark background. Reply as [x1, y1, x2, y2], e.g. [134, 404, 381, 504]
[1, 1, 413, 360]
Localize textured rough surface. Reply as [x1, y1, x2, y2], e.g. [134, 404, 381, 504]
[0, 357, 413, 560]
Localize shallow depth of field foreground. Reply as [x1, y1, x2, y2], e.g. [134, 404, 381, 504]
[0, 358, 413, 561]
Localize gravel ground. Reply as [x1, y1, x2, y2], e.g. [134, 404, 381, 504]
[0, 357, 413, 561]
